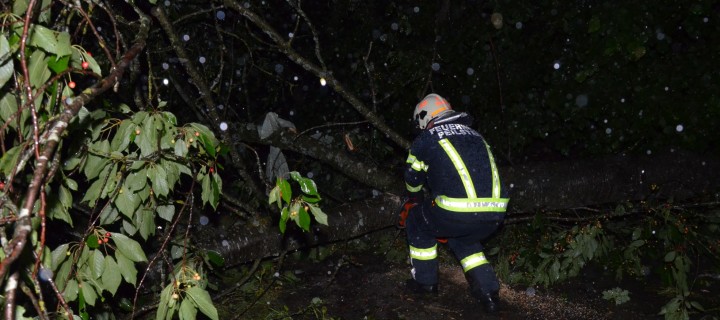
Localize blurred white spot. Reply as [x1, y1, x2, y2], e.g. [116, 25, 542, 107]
[217, 104, 224, 110]
[575, 94, 588, 107]
[664, 86, 669, 91]
[431, 62, 440, 71]
[307, 171, 314, 178]
[288, 32, 294, 38]
[294, 76, 299, 81]
[414, 7, 420, 13]
[510, 183, 514, 188]
[222, 240, 229, 247]
[553, 62, 561, 70]
[320, 78, 327, 86]
[199, 56, 206, 64]
[163, 78, 169, 86]
[703, 17, 709, 23]
[676, 124, 683, 132]
[605, 128, 612, 134]
[183, 34, 190, 41]
[162, 62, 169, 70]
[466, 67, 475, 76]
[646, 149, 652, 155]
[220, 122, 228, 131]
[516, 22, 523, 29]
[620, 98, 625, 103]
[164, 0, 170, 6]
[216, 11, 225, 20]
[199, 215, 209, 225]
[391, 23, 399, 31]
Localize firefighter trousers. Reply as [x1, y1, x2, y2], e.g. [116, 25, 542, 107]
[405, 200, 504, 296]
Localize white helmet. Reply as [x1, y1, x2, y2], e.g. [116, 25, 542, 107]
[413, 94, 453, 129]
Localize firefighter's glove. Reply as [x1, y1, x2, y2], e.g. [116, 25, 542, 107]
[397, 200, 417, 229]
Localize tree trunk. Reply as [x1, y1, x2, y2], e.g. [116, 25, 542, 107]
[193, 150, 720, 266]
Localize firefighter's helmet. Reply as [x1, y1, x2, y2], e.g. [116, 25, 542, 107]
[413, 94, 453, 129]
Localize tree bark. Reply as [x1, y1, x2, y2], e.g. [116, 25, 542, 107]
[194, 150, 720, 266]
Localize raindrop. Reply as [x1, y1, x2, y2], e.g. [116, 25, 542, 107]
[391, 22, 399, 31]
[320, 78, 327, 86]
[664, 86, 669, 91]
[216, 11, 226, 20]
[515, 21, 523, 29]
[217, 104, 224, 110]
[164, 0, 170, 6]
[431, 62, 440, 71]
[293, 76, 299, 81]
[575, 94, 588, 107]
[525, 287, 536, 297]
[646, 149, 652, 155]
[163, 78, 169, 86]
[288, 32, 294, 38]
[97, 27, 102, 32]
[509, 183, 514, 188]
[199, 215, 209, 225]
[199, 56, 206, 64]
[162, 62, 169, 70]
[380, 34, 387, 42]
[183, 34, 190, 41]
[652, 230, 656, 235]
[656, 31, 665, 40]
[676, 124, 683, 132]
[289, 110, 295, 116]
[220, 122, 228, 131]
[275, 64, 284, 74]
[603, 119, 608, 124]
[308, 171, 314, 178]
[703, 17, 709, 23]
[414, 7, 420, 13]
[222, 240, 229, 247]
[620, 98, 625, 103]
[553, 61, 561, 70]
[605, 128, 612, 134]
[466, 67, 474, 75]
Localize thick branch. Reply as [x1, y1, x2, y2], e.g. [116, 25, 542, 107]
[223, 0, 412, 150]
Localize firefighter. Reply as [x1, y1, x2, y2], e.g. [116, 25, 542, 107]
[401, 93, 509, 313]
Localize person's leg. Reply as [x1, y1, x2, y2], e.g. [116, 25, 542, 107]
[405, 202, 439, 289]
[443, 220, 503, 312]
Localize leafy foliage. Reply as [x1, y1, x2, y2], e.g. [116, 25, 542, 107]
[496, 201, 719, 319]
[269, 171, 328, 233]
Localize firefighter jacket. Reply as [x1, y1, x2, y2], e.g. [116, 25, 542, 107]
[404, 112, 508, 220]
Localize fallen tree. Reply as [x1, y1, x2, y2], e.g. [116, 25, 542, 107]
[193, 149, 720, 266]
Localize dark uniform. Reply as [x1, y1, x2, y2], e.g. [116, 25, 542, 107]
[404, 96, 508, 311]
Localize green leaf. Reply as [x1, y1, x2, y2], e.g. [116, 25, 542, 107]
[179, 299, 198, 320]
[111, 120, 133, 152]
[664, 250, 676, 262]
[298, 177, 319, 197]
[102, 255, 122, 295]
[0, 145, 22, 177]
[29, 25, 58, 53]
[86, 234, 100, 249]
[81, 51, 102, 76]
[81, 282, 97, 306]
[211, 172, 222, 209]
[200, 173, 211, 206]
[186, 286, 219, 320]
[309, 205, 328, 226]
[99, 206, 120, 226]
[0, 93, 19, 130]
[279, 178, 291, 204]
[0, 35, 14, 89]
[47, 54, 70, 73]
[298, 205, 311, 231]
[268, 186, 280, 207]
[157, 205, 175, 222]
[28, 49, 51, 88]
[81, 179, 104, 206]
[279, 207, 288, 233]
[150, 165, 170, 197]
[156, 284, 173, 320]
[137, 207, 156, 240]
[115, 184, 140, 218]
[111, 233, 147, 262]
[174, 139, 188, 157]
[126, 168, 148, 192]
[91, 249, 105, 279]
[115, 251, 138, 286]
[63, 279, 79, 302]
[84, 153, 109, 180]
[50, 243, 69, 270]
[205, 250, 225, 268]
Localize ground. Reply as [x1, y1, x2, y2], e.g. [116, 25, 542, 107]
[209, 228, 718, 320]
